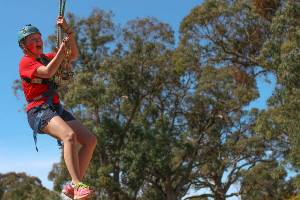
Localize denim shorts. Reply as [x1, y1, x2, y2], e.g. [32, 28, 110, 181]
[27, 103, 76, 134]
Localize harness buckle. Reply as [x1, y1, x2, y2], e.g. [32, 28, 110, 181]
[31, 78, 43, 84]
[40, 103, 50, 110]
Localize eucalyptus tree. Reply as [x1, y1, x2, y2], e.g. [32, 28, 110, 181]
[255, 0, 300, 173]
[179, 0, 283, 199]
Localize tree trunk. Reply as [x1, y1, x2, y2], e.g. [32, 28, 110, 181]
[215, 195, 226, 200]
[166, 191, 177, 200]
[165, 183, 177, 200]
[214, 189, 226, 200]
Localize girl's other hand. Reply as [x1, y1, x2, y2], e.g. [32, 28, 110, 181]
[57, 16, 69, 32]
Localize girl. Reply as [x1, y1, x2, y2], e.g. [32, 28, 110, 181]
[18, 17, 97, 200]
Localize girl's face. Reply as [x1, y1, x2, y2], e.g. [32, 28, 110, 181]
[24, 33, 43, 56]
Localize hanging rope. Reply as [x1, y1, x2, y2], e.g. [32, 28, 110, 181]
[55, 0, 73, 87]
[56, 0, 66, 48]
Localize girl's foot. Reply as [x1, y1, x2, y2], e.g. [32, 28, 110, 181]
[61, 182, 74, 199]
[74, 182, 94, 200]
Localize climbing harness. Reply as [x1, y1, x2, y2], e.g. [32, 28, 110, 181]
[22, 55, 63, 152]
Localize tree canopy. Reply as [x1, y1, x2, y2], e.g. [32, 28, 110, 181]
[0, 172, 59, 200]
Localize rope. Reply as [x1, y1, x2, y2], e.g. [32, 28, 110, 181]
[55, 0, 73, 87]
[56, 0, 66, 48]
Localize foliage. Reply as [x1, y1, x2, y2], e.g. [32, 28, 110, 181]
[0, 172, 59, 200]
[255, 0, 300, 174]
[240, 161, 296, 200]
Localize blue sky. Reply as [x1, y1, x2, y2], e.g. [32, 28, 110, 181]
[0, 0, 275, 198]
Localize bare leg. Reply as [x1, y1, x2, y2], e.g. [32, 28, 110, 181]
[42, 116, 81, 184]
[67, 120, 97, 180]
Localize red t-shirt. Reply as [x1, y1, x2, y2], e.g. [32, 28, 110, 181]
[19, 53, 60, 112]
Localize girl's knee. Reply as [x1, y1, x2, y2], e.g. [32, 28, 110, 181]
[63, 131, 77, 143]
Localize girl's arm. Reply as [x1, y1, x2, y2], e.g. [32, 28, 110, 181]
[35, 39, 68, 78]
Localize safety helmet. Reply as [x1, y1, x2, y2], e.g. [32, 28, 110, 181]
[17, 24, 41, 44]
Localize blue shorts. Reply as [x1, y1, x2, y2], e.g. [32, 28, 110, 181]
[27, 103, 76, 134]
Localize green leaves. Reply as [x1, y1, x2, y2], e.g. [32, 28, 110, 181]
[259, 0, 300, 88]
[240, 161, 295, 200]
[0, 172, 60, 200]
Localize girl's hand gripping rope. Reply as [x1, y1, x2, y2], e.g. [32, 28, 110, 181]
[57, 36, 68, 57]
[57, 16, 73, 35]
